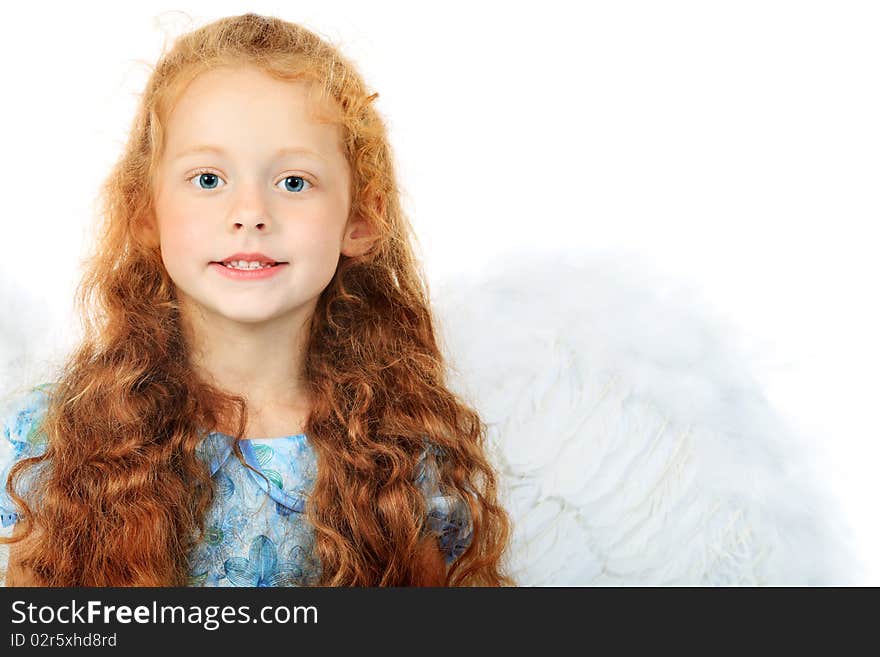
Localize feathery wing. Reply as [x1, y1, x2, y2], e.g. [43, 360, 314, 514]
[431, 249, 864, 585]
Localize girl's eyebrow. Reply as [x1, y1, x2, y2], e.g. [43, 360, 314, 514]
[172, 144, 327, 162]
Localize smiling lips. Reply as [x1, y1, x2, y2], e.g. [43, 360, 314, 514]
[210, 260, 288, 279]
[209, 251, 289, 279]
[212, 251, 287, 266]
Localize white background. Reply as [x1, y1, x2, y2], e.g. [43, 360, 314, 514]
[1, 1, 877, 582]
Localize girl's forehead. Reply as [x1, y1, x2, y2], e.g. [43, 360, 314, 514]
[169, 66, 335, 124]
[161, 67, 345, 159]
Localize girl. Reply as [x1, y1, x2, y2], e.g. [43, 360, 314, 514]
[0, 13, 513, 587]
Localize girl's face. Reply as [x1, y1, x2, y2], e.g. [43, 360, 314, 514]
[152, 66, 360, 326]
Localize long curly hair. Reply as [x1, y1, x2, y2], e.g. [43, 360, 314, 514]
[1, 13, 513, 586]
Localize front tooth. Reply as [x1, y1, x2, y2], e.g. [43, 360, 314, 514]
[225, 260, 270, 270]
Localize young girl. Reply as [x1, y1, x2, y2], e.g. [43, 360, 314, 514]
[0, 13, 513, 587]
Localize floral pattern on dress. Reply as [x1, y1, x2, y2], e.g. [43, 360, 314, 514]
[1, 384, 474, 585]
[224, 535, 304, 587]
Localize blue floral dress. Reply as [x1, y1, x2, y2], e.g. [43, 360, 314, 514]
[0, 384, 473, 586]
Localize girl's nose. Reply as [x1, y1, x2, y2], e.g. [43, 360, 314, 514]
[235, 220, 267, 230]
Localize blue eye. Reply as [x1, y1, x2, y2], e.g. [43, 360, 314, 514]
[187, 170, 313, 194]
[189, 171, 224, 190]
[277, 176, 312, 193]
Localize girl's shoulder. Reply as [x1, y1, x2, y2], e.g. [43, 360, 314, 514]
[1, 383, 53, 458]
[0, 383, 54, 527]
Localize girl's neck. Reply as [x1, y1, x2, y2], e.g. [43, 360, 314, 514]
[216, 400, 312, 439]
[178, 292, 315, 438]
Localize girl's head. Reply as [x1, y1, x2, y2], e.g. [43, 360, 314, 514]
[151, 65, 371, 329]
[125, 13, 396, 336]
[4, 13, 512, 586]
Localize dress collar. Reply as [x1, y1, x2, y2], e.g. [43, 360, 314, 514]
[197, 430, 311, 514]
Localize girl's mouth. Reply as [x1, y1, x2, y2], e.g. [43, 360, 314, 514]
[209, 261, 288, 280]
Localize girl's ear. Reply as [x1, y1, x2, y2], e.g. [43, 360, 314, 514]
[341, 218, 379, 257]
[340, 195, 383, 258]
[133, 211, 161, 250]
[142, 222, 160, 249]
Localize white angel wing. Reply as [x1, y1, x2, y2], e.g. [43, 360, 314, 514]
[432, 248, 865, 585]
[0, 275, 74, 406]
